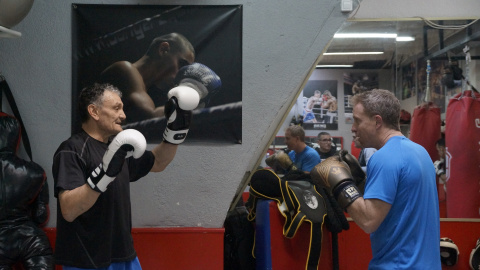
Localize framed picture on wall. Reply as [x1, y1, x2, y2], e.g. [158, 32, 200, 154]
[300, 80, 338, 130]
[343, 72, 378, 124]
[72, 4, 243, 144]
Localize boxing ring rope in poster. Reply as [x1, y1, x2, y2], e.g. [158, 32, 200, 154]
[72, 5, 242, 144]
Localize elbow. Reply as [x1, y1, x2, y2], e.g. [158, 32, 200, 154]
[61, 209, 77, 222]
[356, 220, 380, 234]
[151, 160, 171, 172]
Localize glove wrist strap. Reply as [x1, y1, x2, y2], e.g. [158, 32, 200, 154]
[87, 165, 114, 193]
[163, 128, 189, 144]
[334, 182, 362, 211]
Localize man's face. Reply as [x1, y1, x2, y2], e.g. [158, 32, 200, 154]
[96, 91, 126, 137]
[318, 135, 332, 152]
[156, 50, 195, 88]
[351, 103, 376, 148]
[284, 130, 298, 151]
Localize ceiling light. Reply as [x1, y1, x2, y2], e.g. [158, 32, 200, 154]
[334, 33, 415, 42]
[324, 52, 384, 55]
[396, 36, 415, 41]
[316, 64, 353, 68]
[334, 33, 397, 38]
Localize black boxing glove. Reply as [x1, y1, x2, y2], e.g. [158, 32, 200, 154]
[310, 156, 362, 210]
[87, 129, 146, 192]
[163, 86, 200, 144]
[174, 62, 222, 107]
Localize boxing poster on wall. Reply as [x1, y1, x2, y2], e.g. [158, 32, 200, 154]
[343, 72, 378, 124]
[300, 80, 338, 130]
[72, 5, 242, 144]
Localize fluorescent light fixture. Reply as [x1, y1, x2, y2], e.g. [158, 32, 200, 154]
[396, 36, 415, 41]
[316, 64, 353, 68]
[334, 33, 414, 42]
[334, 33, 397, 38]
[324, 52, 384, 55]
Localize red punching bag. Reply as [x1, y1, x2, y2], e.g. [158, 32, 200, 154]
[409, 60, 442, 162]
[409, 102, 442, 161]
[445, 90, 480, 218]
[350, 140, 361, 159]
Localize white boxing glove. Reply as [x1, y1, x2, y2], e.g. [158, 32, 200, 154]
[87, 129, 146, 192]
[163, 86, 200, 144]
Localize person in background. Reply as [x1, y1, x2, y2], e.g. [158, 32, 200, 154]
[353, 135, 377, 173]
[311, 89, 441, 269]
[284, 125, 320, 173]
[316, 131, 337, 160]
[434, 137, 446, 185]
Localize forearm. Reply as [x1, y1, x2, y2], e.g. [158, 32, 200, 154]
[58, 185, 100, 222]
[153, 106, 165, 118]
[150, 142, 178, 172]
[346, 198, 391, 234]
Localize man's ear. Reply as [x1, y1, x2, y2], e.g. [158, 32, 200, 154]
[374, 115, 383, 129]
[88, 104, 99, 121]
[158, 41, 170, 56]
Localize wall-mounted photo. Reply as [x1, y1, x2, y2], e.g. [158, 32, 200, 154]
[72, 4, 242, 144]
[298, 80, 338, 130]
[343, 72, 378, 124]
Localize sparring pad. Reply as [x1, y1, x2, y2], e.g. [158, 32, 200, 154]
[445, 90, 480, 218]
[440, 237, 459, 266]
[409, 102, 441, 162]
[247, 169, 327, 270]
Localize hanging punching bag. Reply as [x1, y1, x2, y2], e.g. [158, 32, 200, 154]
[350, 140, 361, 159]
[445, 90, 480, 218]
[409, 60, 442, 162]
[409, 102, 442, 161]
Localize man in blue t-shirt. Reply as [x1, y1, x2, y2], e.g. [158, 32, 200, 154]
[284, 125, 320, 173]
[311, 89, 440, 269]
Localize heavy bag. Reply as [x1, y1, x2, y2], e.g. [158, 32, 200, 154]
[409, 102, 441, 162]
[350, 141, 361, 159]
[445, 90, 480, 218]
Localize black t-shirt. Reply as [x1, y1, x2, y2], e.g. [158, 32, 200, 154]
[316, 147, 337, 160]
[52, 130, 155, 268]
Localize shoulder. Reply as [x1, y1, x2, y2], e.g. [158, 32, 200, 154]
[54, 132, 100, 160]
[305, 146, 320, 158]
[102, 61, 136, 74]
[99, 61, 144, 92]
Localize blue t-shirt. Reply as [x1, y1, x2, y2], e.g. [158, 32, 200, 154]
[288, 145, 321, 172]
[364, 136, 440, 270]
